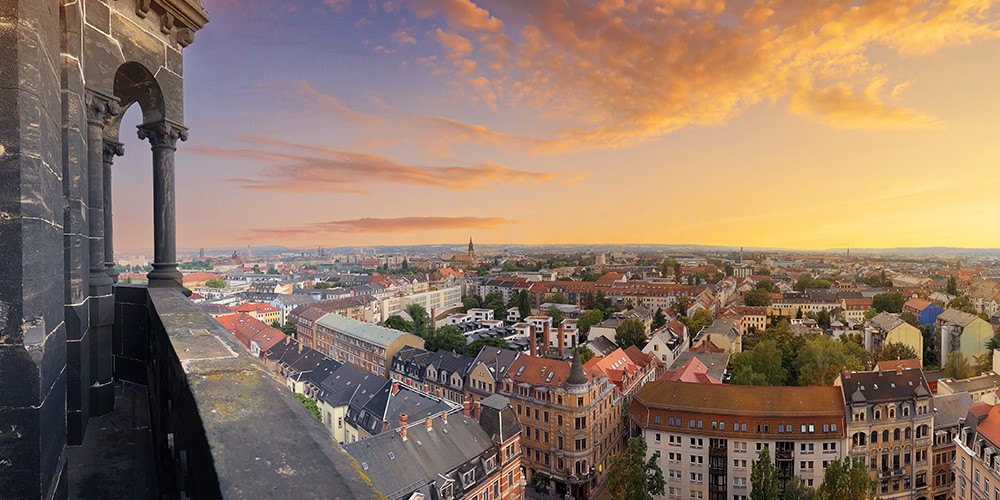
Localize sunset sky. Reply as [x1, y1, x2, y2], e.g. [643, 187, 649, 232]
[113, 0, 1000, 252]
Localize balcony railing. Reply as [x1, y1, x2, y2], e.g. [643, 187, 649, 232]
[112, 285, 380, 498]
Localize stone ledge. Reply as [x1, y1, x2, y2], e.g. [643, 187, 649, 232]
[139, 287, 381, 499]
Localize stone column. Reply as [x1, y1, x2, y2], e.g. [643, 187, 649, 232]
[85, 92, 117, 291]
[103, 139, 124, 282]
[137, 120, 188, 291]
[85, 90, 118, 415]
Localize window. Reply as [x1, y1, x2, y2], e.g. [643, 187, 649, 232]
[690, 438, 704, 448]
[655, 433, 662, 442]
[689, 472, 703, 483]
[655, 416, 662, 424]
[690, 455, 704, 465]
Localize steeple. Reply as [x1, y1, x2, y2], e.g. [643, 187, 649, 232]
[468, 237, 475, 260]
[567, 348, 589, 386]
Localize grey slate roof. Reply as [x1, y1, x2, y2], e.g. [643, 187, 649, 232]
[932, 392, 974, 429]
[478, 395, 521, 444]
[869, 312, 905, 332]
[343, 411, 499, 500]
[839, 368, 931, 404]
[319, 363, 386, 408]
[938, 308, 979, 327]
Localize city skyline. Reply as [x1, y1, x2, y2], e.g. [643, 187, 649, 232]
[112, 0, 1000, 251]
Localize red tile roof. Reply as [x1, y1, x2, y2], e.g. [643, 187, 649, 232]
[182, 272, 221, 284]
[659, 357, 722, 384]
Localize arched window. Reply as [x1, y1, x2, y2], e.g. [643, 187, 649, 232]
[905, 428, 911, 440]
[874, 409, 881, 420]
[903, 406, 910, 417]
[882, 430, 889, 442]
[871, 431, 878, 444]
[889, 408, 895, 419]
[894, 428, 901, 441]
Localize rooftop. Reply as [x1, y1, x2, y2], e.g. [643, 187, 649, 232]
[317, 313, 421, 348]
[632, 380, 845, 417]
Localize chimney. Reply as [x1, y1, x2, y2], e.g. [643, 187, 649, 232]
[558, 323, 566, 358]
[896, 359, 904, 375]
[442, 411, 448, 424]
[399, 413, 409, 441]
[842, 367, 850, 380]
[543, 322, 551, 353]
[473, 400, 482, 420]
[426, 417, 433, 431]
[530, 325, 537, 358]
[391, 381, 400, 395]
[463, 397, 472, 417]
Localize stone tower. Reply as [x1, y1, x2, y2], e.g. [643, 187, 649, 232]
[0, 0, 207, 496]
[468, 237, 475, 261]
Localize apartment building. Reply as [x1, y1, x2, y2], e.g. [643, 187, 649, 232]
[931, 392, 974, 499]
[953, 402, 1000, 500]
[315, 313, 424, 377]
[837, 366, 934, 499]
[343, 396, 523, 500]
[379, 285, 463, 322]
[390, 346, 475, 404]
[500, 351, 622, 498]
[629, 380, 847, 500]
[936, 309, 993, 363]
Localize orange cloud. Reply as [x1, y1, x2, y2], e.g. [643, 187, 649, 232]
[404, 0, 504, 33]
[245, 216, 515, 240]
[399, 0, 1000, 144]
[190, 139, 561, 193]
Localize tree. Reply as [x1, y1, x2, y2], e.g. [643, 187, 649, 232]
[815, 309, 831, 329]
[795, 335, 869, 386]
[605, 437, 665, 500]
[652, 307, 667, 330]
[293, 393, 321, 421]
[546, 306, 564, 327]
[425, 325, 467, 353]
[947, 275, 959, 295]
[483, 292, 507, 323]
[750, 447, 780, 500]
[744, 288, 773, 307]
[899, 311, 919, 327]
[683, 309, 713, 336]
[794, 275, 832, 292]
[948, 295, 978, 315]
[879, 341, 919, 362]
[755, 279, 775, 292]
[872, 292, 906, 313]
[462, 294, 483, 312]
[205, 278, 227, 288]
[406, 303, 431, 337]
[944, 351, 976, 379]
[730, 340, 788, 386]
[920, 324, 938, 368]
[615, 318, 647, 349]
[816, 458, 875, 500]
[783, 477, 817, 500]
[674, 296, 693, 316]
[276, 320, 296, 337]
[862, 307, 878, 322]
[267, 266, 280, 275]
[512, 290, 532, 320]
[251, 264, 261, 274]
[577, 345, 596, 364]
[463, 337, 509, 357]
[384, 315, 414, 333]
[546, 292, 568, 304]
[577, 310, 604, 335]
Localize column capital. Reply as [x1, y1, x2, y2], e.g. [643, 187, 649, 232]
[102, 139, 125, 164]
[85, 90, 121, 126]
[137, 120, 188, 148]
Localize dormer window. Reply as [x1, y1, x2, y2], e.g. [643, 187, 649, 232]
[440, 481, 454, 499]
[463, 470, 476, 488]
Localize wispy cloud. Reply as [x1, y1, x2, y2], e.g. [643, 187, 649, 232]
[380, 0, 1000, 145]
[189, 137, 561, 193]
[245, 216, 515, 240]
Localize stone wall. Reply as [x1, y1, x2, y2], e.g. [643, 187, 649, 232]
[0, 1, 206, 497]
